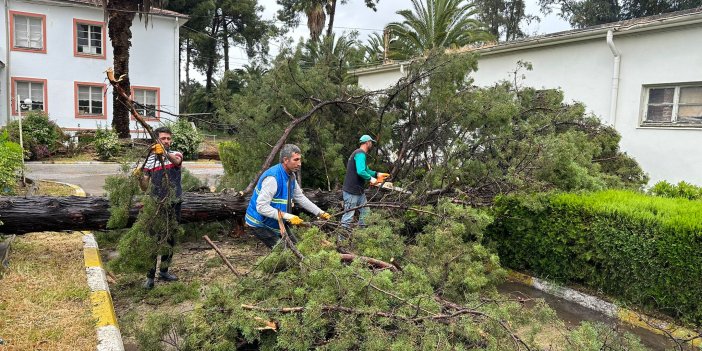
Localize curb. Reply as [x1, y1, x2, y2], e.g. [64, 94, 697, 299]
[508, 271, 701, 348]
[67, 181, 124, 351]
[83, 232, 124, 351]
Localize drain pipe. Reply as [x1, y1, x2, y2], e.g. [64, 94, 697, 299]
[606, 30, 621, 126]
[5, 0, 11, 125]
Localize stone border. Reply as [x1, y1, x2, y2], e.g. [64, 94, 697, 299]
[83, 232, 124, 351]
[508, 271, 701, 348]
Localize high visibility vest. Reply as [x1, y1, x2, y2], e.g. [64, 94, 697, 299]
[245, 163, 295, 233]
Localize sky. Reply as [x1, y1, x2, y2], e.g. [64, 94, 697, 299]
[193, 0, 572, 81]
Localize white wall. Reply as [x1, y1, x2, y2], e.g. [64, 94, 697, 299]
[356, 26, 702, 185]
[2, 0, 180, 134]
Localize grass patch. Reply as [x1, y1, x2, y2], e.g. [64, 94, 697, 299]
[0, 232, 96, 350]
[111, 274, 200, 305]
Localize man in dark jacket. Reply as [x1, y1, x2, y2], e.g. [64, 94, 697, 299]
[341, 135, 389, 228]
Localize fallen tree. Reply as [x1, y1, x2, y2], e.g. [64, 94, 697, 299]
[0, 190, 342, 234]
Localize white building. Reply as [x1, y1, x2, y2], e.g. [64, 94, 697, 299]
[353, 9, 702, 185]
[1, 0, 186, 134]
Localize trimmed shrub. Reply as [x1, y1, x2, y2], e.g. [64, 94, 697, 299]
[166, 119, 202, 160]
[0, 131, 23, 194]
[93, 128, 120, 160]
[3, 111, 66, 160]
[488, 190, 702, 324]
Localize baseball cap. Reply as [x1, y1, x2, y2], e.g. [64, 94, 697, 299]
[359, 134, 377, 143]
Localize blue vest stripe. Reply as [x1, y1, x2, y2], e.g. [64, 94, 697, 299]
[245, 164, 296, 231]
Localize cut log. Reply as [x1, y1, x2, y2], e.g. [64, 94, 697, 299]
[0, 190, 343, 234]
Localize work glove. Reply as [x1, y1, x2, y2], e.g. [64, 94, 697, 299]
[151, 143, 165, 155]
[377, 173, 390, 182]
[319, 212, 332, 220]
[369, 177, 378, 185]
[287, 215, 304, 226]
[131, 168, 143, 177]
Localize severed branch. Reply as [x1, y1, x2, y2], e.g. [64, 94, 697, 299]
[340, 253, 399, 272]
[276, 211, 305, 261]
[203, 235, 240, 277]
[105, 68, 156, 140]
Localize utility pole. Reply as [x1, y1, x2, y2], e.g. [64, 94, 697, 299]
[16, 96, 32, 186]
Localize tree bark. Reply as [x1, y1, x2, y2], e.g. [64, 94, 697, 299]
[325, 0, 337, 38]
[0, 190, 342, 234]
[108, 0, 138, 139]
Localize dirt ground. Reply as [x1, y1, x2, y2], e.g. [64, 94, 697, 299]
[102, 231, 268, 350]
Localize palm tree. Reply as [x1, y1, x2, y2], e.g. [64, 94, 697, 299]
[92, 0, 164, 138]
[386, 0, 492, 60]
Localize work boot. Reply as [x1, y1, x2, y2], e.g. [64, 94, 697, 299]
[143, 277, 154, 290]
[158, 271, 179, 282]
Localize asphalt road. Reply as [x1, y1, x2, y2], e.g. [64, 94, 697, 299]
[25, 161, 224, 196]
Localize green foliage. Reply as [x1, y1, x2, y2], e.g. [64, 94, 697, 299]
[565, 322, 648, 351]
[92, 127, 121, 161]
[649, 180, 702, 200]
[165, 119, 203, 160]
[104, 169, 183, 274]
[104, 168, 141, 229]
[0, 131, 23, 194]
[3, 111, 66, 160]
[386, 0, 493, 60]
[181, 168, 205, 192]
[489, 190, 702, 324]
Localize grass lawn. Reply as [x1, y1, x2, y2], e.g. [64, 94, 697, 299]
[0, 232, 96, 350]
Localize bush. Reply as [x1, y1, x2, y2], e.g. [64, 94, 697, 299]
[166, 119, 202, 160]
[649, 180, 702, 200]
[3, 111, 66, 160]
[488, 190, 702, 324]
[0, 131, 23, 194]
[93, 128, 120, 160]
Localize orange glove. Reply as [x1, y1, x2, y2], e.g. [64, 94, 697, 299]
[131, 168, 143, 177]
[319, 212, 332, 220]
[151, 144, 165, 155]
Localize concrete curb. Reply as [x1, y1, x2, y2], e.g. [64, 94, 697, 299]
[83, 232, 124, 351]
[66, 181, 124, 350]
[508, 271, 701, 348]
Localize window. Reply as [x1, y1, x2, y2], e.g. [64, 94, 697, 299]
[11, 77, 47, 115]
[74, 19, 105, 59]
[643, 84, 702, 126]
[132, 87, 160, 119]
[10, 11, 46, 53]
[75, 82, 106, 118]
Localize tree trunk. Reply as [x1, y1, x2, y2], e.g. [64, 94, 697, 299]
[108, 0, 138, 139]
[0, 190, 343, 234]
[223, 18, 230, 72]
[185, 37, 191, 83]
[325, 0, 337, 38]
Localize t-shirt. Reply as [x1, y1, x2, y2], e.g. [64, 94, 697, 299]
[143, 150, 183, 199]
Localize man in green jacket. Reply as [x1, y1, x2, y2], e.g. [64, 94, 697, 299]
[341, 135, 389, 228]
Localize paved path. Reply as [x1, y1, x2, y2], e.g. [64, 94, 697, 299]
[25, 161, 224, 196]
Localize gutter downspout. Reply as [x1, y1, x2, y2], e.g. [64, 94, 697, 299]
[174, 17, 179, 118]
[5, 0, 10, 125]
[606, 29, 621, 126]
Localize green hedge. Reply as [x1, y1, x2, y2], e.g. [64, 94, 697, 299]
[488, 190, 702, 324]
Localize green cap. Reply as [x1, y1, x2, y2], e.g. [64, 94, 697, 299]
[359, 134, 376, 143]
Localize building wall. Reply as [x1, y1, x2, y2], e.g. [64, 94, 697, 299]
[2, 0, 180, 135]
[356, 26, 702, 185]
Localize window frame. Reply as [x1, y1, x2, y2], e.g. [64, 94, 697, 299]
[641, 83, 702, 127]
[74, 81, 107, 119]
[10, 10, 47, 54]
[73, 18, 106, 59]
[11, 77, 48, 115]
[131, 86, 161, 120]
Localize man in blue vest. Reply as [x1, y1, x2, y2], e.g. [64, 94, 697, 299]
[341, 135, 390, 228]
[245, 144, 332, 248]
